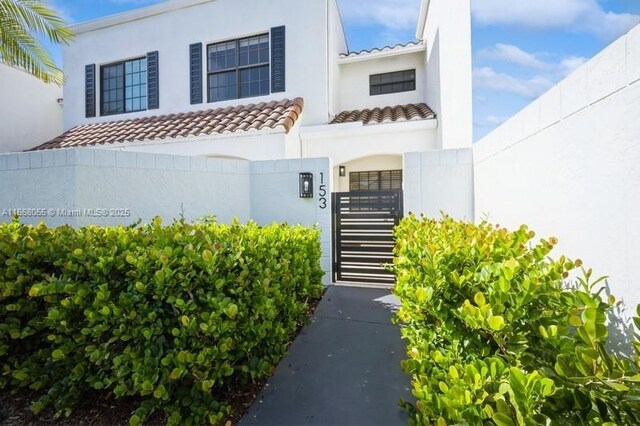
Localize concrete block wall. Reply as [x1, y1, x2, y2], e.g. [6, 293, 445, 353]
[0, 149, 251, 227]
[0, 149, 333, 284]
[250, 158, 332, 284]
[474, 24, 640, 321]
[475, 24, 640, 162]
[403, 148, 474, 221]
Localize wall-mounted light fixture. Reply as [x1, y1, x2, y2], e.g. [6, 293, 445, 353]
[339, 166, 346, 177]
[299, 173, 314, 198]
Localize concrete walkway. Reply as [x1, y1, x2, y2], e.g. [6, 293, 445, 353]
[240, 285, 412, 426]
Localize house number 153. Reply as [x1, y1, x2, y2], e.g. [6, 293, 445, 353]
[318, 173, 327, 209]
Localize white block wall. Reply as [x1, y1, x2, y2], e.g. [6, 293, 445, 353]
[0, 149, 250, 227]
[403, 149, 474, 221]
[474, 24, 640, 318]
[251, 157, 332, 284]
[0, 149, 333, 284]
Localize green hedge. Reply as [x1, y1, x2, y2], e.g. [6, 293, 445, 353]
[393, 215, 640, 425]
[0, 218, 324, 425]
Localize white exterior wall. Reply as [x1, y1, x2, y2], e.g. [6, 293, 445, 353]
[333, 155, 402, 193]
[64, 0, 333, 130]
[336, 50, 426, 113]
[0, 149, 333, 283]
[0, 149, 250, 227]
[301, 120, 438, 172]
[474, 24, 640, 318]
[0, 64, 63, 153]
[95, 130, 289, 161]
[419, 0, 472, 149]
[403, 149, 474, 220]
[251, 158, 332, 283]
[328, 0, 348, 117]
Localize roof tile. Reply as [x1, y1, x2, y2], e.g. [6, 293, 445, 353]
[32, 98, 304, 151]
[330, 103, 435, 126]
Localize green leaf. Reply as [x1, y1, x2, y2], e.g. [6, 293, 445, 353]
[474, 292, 486, 306]
[493, 412, 516, 426]
[488, 316, 505, 331]
[51, 349, 64, 360]
[202, 249, 213, 261]
[226, 304, 239, 319]
[416, 287, 433, 303]
[605, 381, 630, 392]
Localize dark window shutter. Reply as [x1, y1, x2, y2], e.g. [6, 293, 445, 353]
[190, 43, 203, 104]
[271, 26, 285, 93]
[85, 64, 96, 118]
[147, 51, 159, 110]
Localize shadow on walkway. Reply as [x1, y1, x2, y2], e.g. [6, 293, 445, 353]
[240, 285, 412, 426]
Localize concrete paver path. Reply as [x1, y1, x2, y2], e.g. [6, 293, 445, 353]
[240, 285, 412, 426]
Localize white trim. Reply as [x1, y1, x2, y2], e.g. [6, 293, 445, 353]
[71, 0, 213, 34]
[338, 43, 426, 64]
[416, 0, 431, 40]
[300, 119, 437, 141]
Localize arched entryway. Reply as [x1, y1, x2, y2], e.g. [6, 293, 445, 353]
[332, 155, 404, 286]
[332, 155, 403, 193]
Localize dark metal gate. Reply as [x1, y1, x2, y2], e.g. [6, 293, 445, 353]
[332, 190, 403, 285]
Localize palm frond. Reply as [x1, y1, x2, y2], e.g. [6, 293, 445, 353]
[0, 0, 73, 85]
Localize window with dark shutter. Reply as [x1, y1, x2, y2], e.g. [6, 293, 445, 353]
[85, 64, 96, 118]
[100, 57, 148, 116]
[147, 51, 159, 109]
[270, 26, 285, 93]
[190, 43, 203, 104]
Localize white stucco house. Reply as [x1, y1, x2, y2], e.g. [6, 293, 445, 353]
[0, 0, 474, 285]
[28, 0, 472, 194]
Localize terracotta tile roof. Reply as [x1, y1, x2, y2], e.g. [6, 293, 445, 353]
[339, 41, 423, 59]
[330, 103, 435, 125]
[32, 98, 304, 151]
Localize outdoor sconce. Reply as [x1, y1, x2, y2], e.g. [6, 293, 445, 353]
[339, 166, 346, 177]
[299, 173, 314, 198]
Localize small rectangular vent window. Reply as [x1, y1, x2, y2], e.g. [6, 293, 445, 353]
[370, 69, 415, 96]
[350, 170, 403, 192]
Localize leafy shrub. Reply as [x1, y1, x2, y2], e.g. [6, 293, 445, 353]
[393, 215, 640, 425]
[0, 218, 323, 425]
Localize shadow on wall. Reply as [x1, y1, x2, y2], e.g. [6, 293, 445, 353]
[605, 281, 637, 357]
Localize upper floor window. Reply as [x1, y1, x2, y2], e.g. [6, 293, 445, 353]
[370, 69, 416, 96]
[207, 34, 270, 102]
[101, 57, 148, 116]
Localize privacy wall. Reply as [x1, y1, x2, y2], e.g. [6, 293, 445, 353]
[0, 149, 331, 283]
[250, 158, 332, 280]
[403, 148, 474, 221]
[474, 24, 640, 317]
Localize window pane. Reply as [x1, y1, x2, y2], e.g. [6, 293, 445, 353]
[101, 63, 125, 114]
[209, 70, 237, 101]
[207, 34, 269, 102]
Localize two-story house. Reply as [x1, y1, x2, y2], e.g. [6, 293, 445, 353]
[31, 0, 472, 195]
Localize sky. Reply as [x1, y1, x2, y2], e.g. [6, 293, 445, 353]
[46, 0, 640, 141]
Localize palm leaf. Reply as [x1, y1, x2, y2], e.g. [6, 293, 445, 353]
[0, 0, 73, 85]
